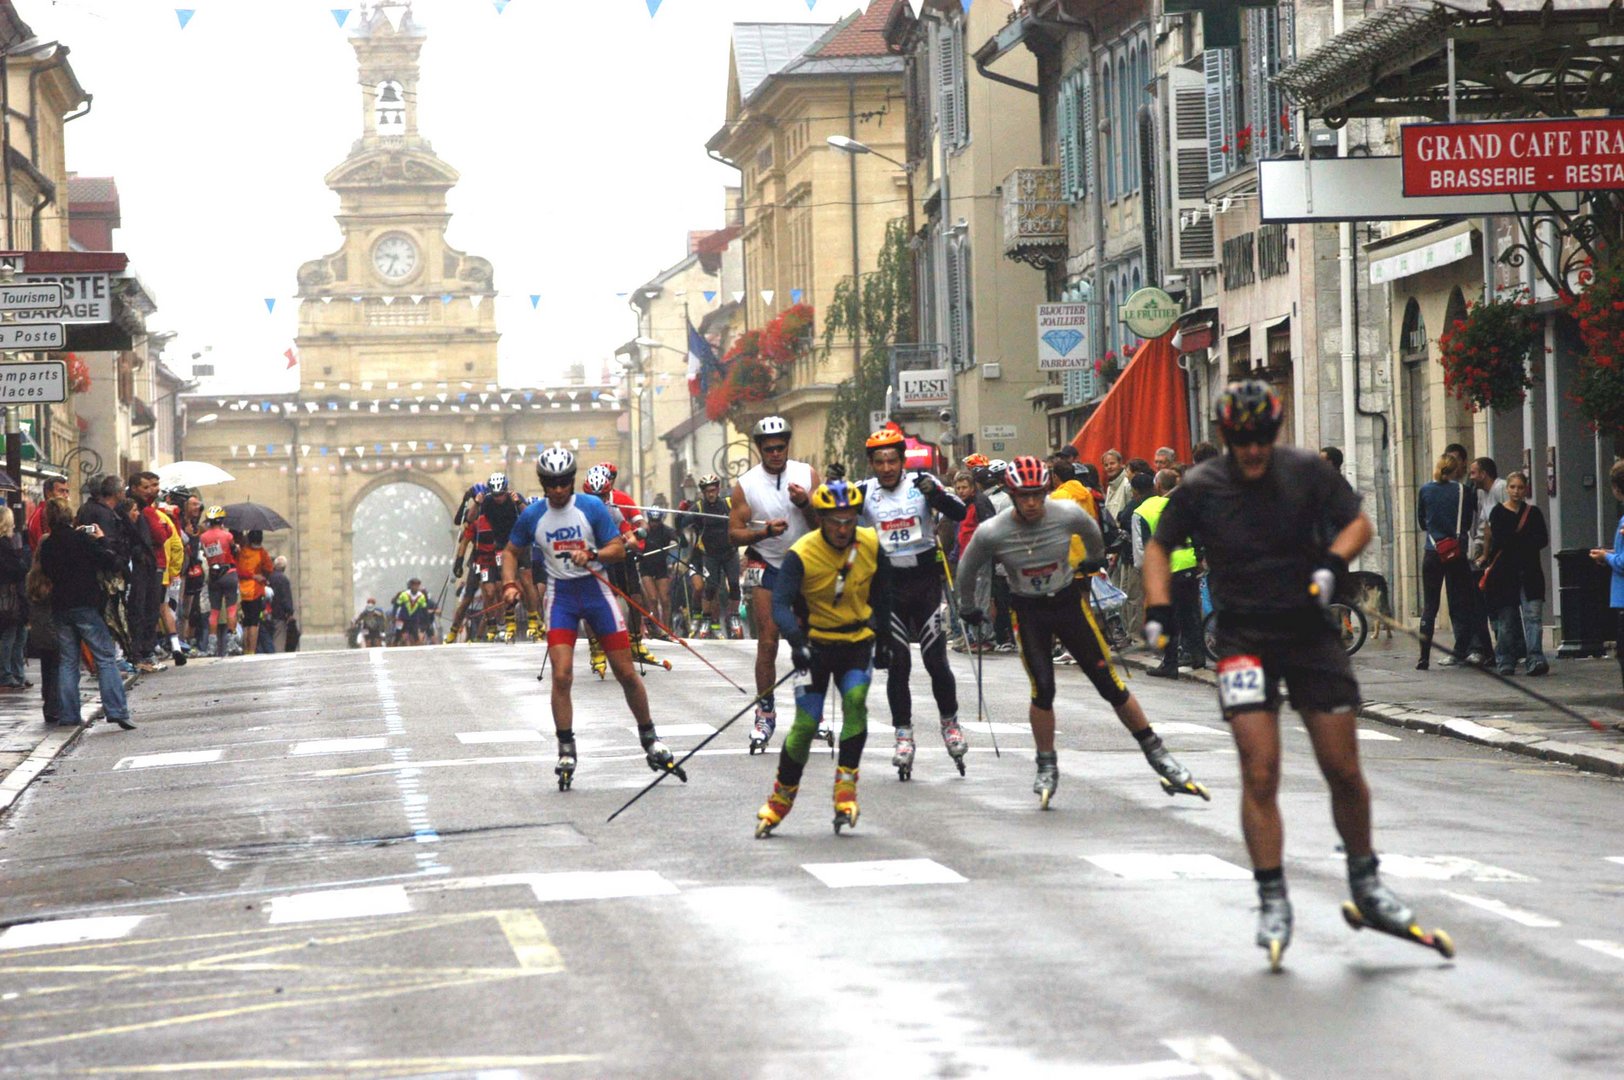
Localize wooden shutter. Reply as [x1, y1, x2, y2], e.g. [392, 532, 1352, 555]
[1171, 65, 1217, 269]
[1058, 76, 1079, 202]
[1204, 48, 1237, 182]
[1082, 68, 1098, 203]
[936, 22, 960, 148]
[947, 239, 970, 370]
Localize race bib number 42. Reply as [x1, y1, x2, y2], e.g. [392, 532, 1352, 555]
[1216, 654, 1268, 710]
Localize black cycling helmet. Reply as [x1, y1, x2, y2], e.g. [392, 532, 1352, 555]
[1215, 380, 1285, 445]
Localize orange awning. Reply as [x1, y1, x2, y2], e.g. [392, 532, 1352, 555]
[1071, 333, 1192, 468]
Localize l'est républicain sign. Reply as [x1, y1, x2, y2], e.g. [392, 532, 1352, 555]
[1402, 117, 1624, 197]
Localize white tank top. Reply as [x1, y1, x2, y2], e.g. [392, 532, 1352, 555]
[739, 459, 813, 567]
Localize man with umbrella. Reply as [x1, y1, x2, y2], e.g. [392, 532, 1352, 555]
[235, 529, 273, 656]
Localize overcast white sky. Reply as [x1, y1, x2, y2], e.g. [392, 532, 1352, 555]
[22, 0, 855, 394]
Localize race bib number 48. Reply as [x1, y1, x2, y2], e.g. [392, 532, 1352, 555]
[879, 515, 920, 551]
[1216, 654, 1268, 710]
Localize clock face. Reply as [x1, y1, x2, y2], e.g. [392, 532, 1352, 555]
[372, 234, 419, 282]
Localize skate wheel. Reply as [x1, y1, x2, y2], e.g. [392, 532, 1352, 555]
[1340, 901, 1364, 931]
[1430, 928, 1456, 959]
[954, 758, 966, 777]
[897, 766, 910, 781]
[1160, 778, 1176, 797]
[1039, 790, 1053, 811]
[1267, 939, 1285, 973]
[1192, 783, 1211, 802]
[755, 819, 775, 839]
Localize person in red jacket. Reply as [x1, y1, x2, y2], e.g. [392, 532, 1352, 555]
[26, 476, 68, 549]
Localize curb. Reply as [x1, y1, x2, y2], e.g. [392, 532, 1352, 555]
[0, 670, 141, 822]
[1115, 652, 1624, 780]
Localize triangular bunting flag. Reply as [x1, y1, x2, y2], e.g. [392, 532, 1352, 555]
[382, 295, 396, 306]
[390, 442, 399, 452]
[761, 290, 775, 305]
[175, 9, 195, 29]
[463, 443, 473, 453]
[331, 9, 351, 27]
[441, 293, 453, 304]
[529, 294, 541, 309]
[732, 291, 745, 304]
[408, 441, 418, 451]
[791, 289, 803, 304]
[646, 0, 662, 15]
[381, 4, 405, 31]
[410, 294, 424, 304]
[492, 0, 510, 11]
[264, 298, 276, 313]
[703, 291, 717, 303]
[470, 294, 484, 310]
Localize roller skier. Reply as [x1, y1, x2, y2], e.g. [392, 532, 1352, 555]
[503, 449, 682, 791]
[955, 455, 1207, 810]
[754, 481, 891, 837]
[1144, 380, 1452, 971]
[856, 426, 969, 779]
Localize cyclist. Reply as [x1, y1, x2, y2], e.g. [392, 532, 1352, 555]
[730, 416, 820, 751]
[956, 456, 1207, 809]
[1145, 380, 1447, 969]
[755, 480, 891, 837]
[856, 426, 968, 778]
[504, 448, 678, 789]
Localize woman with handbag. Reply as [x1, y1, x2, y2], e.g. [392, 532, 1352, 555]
[0, 510, 29, 689]
[1415, 454, 1476, 670]
[1480, 471, 1550, 676]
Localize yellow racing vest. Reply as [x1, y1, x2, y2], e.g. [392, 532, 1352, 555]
[789, 526, 880, 644]
[1134, 495, 1197, 573]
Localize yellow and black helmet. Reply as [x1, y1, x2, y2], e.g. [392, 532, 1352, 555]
[204, 505, 227, 525]
[809, 479, 864, 513]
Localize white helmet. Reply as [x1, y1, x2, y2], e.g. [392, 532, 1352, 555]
[486, 471, 509, 494]
[535, 448, 577, 483]
[751, 415, 791, 444]
[584, 464, 615, 495]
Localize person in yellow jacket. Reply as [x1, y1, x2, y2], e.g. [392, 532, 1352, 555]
[755, 480, 892, 838]
[1133, 469, 1202, 677]
[154, 494, 189, 666]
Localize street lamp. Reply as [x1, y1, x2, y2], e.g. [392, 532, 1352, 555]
[826, 135, 918, 340]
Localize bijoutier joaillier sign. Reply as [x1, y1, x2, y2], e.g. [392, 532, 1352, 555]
[1402, 117, 1624, 197]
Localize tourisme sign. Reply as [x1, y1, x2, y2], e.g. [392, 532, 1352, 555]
[1402, 117, 1624, 198]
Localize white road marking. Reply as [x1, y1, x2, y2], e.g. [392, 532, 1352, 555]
[114, 750, 224, 770]
[1068, 1063, 1201, 1079]
[977, 722, 1053, 735]
[1151, 722, 1227, 737]
[801, 858, 968, 889]
[1290, 725, 1398, 741]
[289, 736, 389, 756]
[1084, 854, 1252, 881]
[1578, 939, 1624, 962]
[0, 915, 146, 950]
[1375, 854, 1534, 882]
[267, 884, 412, 924]
[456, 729, 545, 744]
[431, 870, 679, 903]
[1605, 857, 1624, 868]
[1163, 1034, 1288, 1080]
[1443, 891, 1561, 928]
[652, 723, 718, 738]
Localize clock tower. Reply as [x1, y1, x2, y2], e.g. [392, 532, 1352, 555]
[294, 0, 497, 387]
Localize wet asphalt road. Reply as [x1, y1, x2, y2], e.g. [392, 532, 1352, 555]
[0, 639, 1621, 1078]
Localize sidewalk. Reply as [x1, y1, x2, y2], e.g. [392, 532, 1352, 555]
[0, 658, 141, 819]
[1118, 632, 1624, 778]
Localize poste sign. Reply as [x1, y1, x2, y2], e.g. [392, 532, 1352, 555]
[1119, 287, 1181, 339]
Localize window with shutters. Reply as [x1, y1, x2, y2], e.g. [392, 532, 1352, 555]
[1258, 223, 1288, 280]
[946, 237, 973, 372]
[1207, 6, 1297, 181]
[1058, 69, 1088, 204]
[1168, 66, 1216, 270]
[936, 16, 969, 151]
[1204, 47, 1239, 182]
[1101, 65, 1115, 201]
[1222, 233, 1256, 289]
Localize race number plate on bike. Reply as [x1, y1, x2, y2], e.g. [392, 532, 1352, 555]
[1216, 654, 1267, 710]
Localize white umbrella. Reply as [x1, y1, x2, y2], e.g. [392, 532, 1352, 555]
[158, 460, 235, 489]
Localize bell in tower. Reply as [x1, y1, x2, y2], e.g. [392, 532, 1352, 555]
[375, 80, 406, 132]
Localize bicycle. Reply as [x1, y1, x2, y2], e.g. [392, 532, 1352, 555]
[1203, 601, 1368, 662]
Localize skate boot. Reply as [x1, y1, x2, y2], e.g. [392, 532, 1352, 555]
[755, 780, 798, 838]
[630, 635, 671, 670]
[1257, 886, 1294, 972]
[832, 766, 860, 833]
[1143, 735, 1211, 800]
[503, 615, 518, 643]
[1034, 751, 1059, 810]
[527, 614, 541, 641]
[639, 727, 687, 782]
[891, 725, 916, 781]
[940, 715, 968, 777]
[555, 735, 577, 792]
[748, 704, 776, 754]
[445, 626, 460, 645]
[589, 639, 607, 679]
[482, 623, 498, 643]
[1342, 855, 1455, 958]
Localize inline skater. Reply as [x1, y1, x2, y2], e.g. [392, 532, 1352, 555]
[393, 579, 431, 645]
[474, 473, 530, 641]
[199, 506, 239, 658]
[956, 456, 1207, 810]
[1145, 380, 1452, 970]
[756, 480, 891, 837]
[503, 448, 679, 791]
[639, 507, 677, 634]
[730, 417, 820, 752]
[445, 482, 488, 643]
[686, 474, 739, 639]
[451, 479, 510, 641]
[856, 427, 968, 779]
[585, 464, 662, 669]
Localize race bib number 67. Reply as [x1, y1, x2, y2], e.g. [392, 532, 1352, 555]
[1216, 654, 1267, 710]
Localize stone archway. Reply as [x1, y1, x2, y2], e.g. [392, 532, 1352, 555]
[347, 478, 460, 615]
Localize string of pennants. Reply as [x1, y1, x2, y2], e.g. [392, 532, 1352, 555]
[227, 436, 600, 462]
[261, 288, 804, 313]
[172, 2, 978, 32]
[212, 386, 618, 415]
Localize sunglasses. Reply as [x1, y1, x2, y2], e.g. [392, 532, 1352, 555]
[758, 443, 790, 454]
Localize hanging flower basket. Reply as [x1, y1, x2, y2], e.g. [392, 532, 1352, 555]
[1560, 261, 1624, 435]
[66, 353, 92, 394]
[1437, 294, 1539, 413]
[708, 307, 816, 427]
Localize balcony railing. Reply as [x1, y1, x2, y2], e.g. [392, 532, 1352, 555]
[1001, 167, 1068, 269]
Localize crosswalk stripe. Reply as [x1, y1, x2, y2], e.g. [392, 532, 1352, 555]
[456, 730, 545, 744]
[801, 858, 967, 889]
[1163, 1035, 1288, 1080]
[1083, 854, 1252, 881]
[290, 737, 389, 756]
[0, 915, 147, 950]
[1372, 854, 1534, 883]
[114, 750, 224, 770]
[1443, 891, 1561, 928]
[267, 884, 412, 924]
[1577, 939, 1624, 963]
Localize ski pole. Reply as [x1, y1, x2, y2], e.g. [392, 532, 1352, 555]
[607, 668, 799, 823]
[1354, 602, 1608, 732]
[573, 558, 751, 694]
[936, 535, 999, 757]
[630, 504, 766, 526]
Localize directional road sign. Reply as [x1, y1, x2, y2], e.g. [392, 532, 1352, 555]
[0, 282, 63, 312]
[0, 360, 66, 404]
[0, 322, 66, 350]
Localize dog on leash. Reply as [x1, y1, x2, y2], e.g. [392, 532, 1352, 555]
[1344, 570, 1393, 640]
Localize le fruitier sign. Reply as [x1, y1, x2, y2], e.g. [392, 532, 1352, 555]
[1402, 117, 1624, 197]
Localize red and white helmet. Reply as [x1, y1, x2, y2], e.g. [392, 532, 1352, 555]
[583, 464, 615, 495]
[1003, 454, 1050, 493]
[595, 461, 620, 485]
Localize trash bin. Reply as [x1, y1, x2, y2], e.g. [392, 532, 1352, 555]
[1555, 548, 1612, 658]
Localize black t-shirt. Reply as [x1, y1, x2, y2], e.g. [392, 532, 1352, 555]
[1155, 446, 1361, 614]
[480, 494, 522, 546]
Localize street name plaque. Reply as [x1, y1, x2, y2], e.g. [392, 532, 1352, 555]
[0, 361, 67, 404]
[0, 282, 63, 312]
[1402, 117, 1624, 197]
